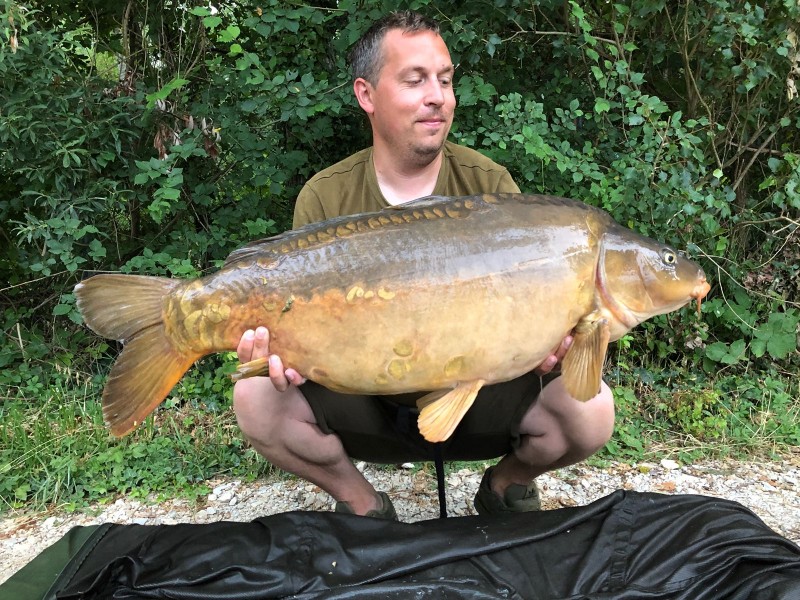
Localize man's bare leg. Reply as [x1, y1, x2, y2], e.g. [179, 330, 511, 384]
[488, 377, 615, 496]
[233, 328, 381, 515]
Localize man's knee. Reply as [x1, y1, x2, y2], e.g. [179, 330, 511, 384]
[232, 380, 301, 442]
[555, 382, 615, 457]
[517, 379, 615, 459]
[579, 382, 615, 452]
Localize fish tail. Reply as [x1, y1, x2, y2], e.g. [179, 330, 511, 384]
[75, 274, 200, 436]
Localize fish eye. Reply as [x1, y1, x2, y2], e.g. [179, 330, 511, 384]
[661, 249, 677, 264]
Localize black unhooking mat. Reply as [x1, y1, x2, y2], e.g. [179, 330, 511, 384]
[4, 491, 800, 599]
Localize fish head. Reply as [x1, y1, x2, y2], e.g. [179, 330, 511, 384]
[597, 226, 711, 333]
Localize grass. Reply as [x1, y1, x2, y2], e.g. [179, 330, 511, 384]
[2, 362, 799, 514]
[607, 372, 800, 463]
[0, 364, 275, 514]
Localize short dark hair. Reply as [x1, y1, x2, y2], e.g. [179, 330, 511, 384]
[347, 11, 441, 85]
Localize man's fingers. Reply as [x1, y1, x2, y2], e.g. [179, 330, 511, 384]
[237, 326, 304, 390]
[285, 368, 307, 387]
[236, 326, 271, 363]
[236, 329, 255, 362]
[534, 334, 575, 376]
[252, 326, 270, 358]
[535, 354, 558, 375]
[556, 335, 573, 360]
[269, 354, 290, 392]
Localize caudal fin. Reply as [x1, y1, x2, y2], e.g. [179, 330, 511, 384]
[75, 274, 200, 436]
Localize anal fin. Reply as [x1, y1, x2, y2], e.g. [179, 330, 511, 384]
[416, 380, 485, 443]
[561, 313, 610, 401]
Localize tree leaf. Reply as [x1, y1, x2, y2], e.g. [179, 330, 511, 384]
[595, 98, 611, 113]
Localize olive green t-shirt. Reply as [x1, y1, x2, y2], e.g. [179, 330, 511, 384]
[292, 141, 520, 228]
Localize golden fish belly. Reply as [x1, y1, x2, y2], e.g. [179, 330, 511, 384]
[261, 268, 595, 394]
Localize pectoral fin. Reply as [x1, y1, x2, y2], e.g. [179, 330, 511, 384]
[416, 380, 485, 443]
[231, 356, 270, 381]
[561, 314, 610, 401]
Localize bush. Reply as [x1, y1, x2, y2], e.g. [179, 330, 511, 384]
[1, 0, 798, 507]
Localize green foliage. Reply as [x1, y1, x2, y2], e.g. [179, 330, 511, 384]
[605, 372, 800, 462]
[1, 0, 799, 508]
[0, 365, 272, 510]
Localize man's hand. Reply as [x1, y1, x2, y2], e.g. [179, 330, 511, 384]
[236, 326, 306, 392]
[534, 334, 573, 376]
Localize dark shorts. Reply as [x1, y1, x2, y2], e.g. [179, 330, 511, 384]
[303, 371, 560, 463]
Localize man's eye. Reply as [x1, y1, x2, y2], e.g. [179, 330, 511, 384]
[440, 78, 452, 86]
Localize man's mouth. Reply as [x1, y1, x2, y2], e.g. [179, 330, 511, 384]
[417, 114, 445, 125]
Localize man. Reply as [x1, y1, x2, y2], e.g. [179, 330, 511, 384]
[233, 11, 615, 518]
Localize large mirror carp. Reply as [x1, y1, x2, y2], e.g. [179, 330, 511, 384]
[75, 194, 711, 442]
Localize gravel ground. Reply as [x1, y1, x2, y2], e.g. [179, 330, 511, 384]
[2, 455, 799, 585]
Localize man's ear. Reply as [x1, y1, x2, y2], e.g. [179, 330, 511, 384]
[353, 78, 375, 114]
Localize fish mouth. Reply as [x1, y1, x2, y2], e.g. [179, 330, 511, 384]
[691, 278, 711, 317]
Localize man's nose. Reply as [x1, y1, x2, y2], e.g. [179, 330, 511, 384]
[424, 79, 445, 105]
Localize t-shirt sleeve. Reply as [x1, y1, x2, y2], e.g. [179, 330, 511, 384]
[496, 170, 521, 193]
[292, 185, 327, 229]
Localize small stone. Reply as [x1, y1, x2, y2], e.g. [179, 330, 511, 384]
[661, 459, 681, 470]
[42, 517, 58, 528]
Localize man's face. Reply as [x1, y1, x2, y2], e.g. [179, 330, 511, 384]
[363, 29, 456, 165]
